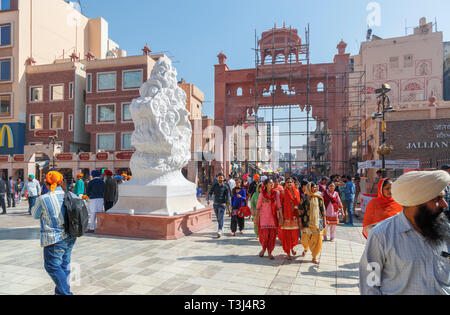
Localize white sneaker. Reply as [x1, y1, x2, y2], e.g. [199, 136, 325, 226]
[217, 230, 222, 238]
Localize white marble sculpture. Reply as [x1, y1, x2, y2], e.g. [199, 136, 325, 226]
[108, 57, 204, 217]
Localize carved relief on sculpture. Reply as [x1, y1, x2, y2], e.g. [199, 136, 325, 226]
[373, 64, 387, 81]
[129, 57, 192, 181]
[415, 59, 432, 76]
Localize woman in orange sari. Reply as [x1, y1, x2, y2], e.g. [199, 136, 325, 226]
[363, 178, 403, 239]
[279, 178, 301, 260]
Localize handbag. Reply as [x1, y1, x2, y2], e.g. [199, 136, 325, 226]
[238, 206, 252, 218]
[237, 198, 251, 218]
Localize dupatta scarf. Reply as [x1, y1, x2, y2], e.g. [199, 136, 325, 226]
[283, 186, 300, 220]
[262, 185, 279, 226]
[363, 178, 403, 232]
[323, 189, 340, 214]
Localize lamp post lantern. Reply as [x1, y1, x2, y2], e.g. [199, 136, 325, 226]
[49, 135, 58, 169]
[372, 83, 395, 178]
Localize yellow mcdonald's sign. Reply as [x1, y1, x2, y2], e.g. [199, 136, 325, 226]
[0, 125, 14, 149]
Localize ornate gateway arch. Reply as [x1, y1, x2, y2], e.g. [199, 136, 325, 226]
[214, 25, 365, 176]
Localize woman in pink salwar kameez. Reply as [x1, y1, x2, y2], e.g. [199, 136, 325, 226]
[322, 182, 343, 242]
[255, 179, 282, 260]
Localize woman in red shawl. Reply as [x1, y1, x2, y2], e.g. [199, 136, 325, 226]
[322, 182, 343, 242]
[255, 178, 282, 260]
[363, 178, 403, 239]
[279, 178, 301, 260]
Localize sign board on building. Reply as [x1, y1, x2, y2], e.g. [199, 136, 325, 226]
[0, 125, 14, 149]
[34, 130, 57, 137]
[115, 152, 134, 160]
[79, 153, 91, 161]
[13, 155, 25, 162]
[96, 152, 109, 160]
[0, 155, 9, 162]
[386, 119, 450, 161]
[56, 153, 73, 161]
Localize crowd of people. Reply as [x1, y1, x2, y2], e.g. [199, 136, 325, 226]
[207, 167, 450, 294]
[207, 172, 362, 264]
[0, 170, 132, 231]
[1, 165, 449, 295]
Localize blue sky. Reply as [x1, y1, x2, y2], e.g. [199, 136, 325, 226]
[82, 0, 450, 153]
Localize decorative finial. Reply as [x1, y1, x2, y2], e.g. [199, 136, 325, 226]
[142, 44, 152, 56]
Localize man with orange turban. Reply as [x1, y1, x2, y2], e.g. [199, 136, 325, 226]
[32, 171, 78, 295]
[248, 174, 260, 201]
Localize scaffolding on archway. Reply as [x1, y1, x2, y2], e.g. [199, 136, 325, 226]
[236, 24, 367, 177]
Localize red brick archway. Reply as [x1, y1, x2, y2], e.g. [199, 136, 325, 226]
[214, 26, 353, 176]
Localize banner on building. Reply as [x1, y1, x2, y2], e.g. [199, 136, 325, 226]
[358, 160, 420, 171]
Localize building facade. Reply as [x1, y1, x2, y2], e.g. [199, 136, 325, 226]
[0, 0, 119, 157]
[352, 17, 446, 179]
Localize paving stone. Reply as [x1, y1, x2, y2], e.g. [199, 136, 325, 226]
[0, 201, 366, 295]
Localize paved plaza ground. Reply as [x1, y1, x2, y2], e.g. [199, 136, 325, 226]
[0, 200, 366, 295]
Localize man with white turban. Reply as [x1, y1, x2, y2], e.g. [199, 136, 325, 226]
[360, 170, 450, 295]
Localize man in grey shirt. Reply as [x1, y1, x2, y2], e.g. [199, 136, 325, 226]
[21, 174, 42, 215]
[360, 170, 450, 295]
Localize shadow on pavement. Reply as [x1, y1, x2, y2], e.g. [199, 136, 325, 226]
[300, 265, 359, 281]
[0, 227, 40, 240]
[177, 254, 311, 267]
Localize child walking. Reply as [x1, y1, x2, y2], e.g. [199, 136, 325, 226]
[231, 179, 247, 236]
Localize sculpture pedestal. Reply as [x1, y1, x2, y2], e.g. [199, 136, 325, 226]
[108, 171, 205, 217]
[96, 207, 214, 240]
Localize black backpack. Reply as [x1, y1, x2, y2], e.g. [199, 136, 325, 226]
[63, 191, 89, 238]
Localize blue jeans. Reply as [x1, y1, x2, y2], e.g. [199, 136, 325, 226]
[43, 237, 77, 295]
[28, 196, 37, 213]
[346, 197, 355, 225]
[213, 204, 226, 231]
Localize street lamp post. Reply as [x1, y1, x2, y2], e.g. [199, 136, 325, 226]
[49, 135, 58, 169]
[372, 83, 395, 178]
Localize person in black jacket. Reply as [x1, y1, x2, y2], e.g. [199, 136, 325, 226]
[86, 170, 105, 232]
[0, 177, 7, 214]
[207, 173, 231, 238]
[7, 177, 19, 208]
[103, 170, 118, 212]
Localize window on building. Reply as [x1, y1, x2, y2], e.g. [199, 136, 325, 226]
[85, 105, 92, 124]
[30, 115, 43, 130]
[68, 114, 73, 131]
[97, 73, 116, 91]
[0, 0, 11, 10]
[97, 104, 115, 123]
[0, 24, 11, 46]
[30, 87, 43, 102]
[390, 56, 399, 68]
[0, 94, 11, 117]
[122, 133, 133, 150]
[86, 74, 92, 93]
[0, 59, 11, 81]
[69, 82, 74, 99]
[50, 85, 64, 101]
[123, 70, 142, 89]
[404, 55, 414, 68]
[122, 103, 132, 121]
[97, 134, 115, 150]
[50, 113, 64, 129]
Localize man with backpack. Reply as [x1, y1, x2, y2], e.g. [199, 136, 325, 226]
[31, 171, 82, 295]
